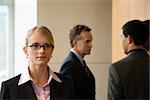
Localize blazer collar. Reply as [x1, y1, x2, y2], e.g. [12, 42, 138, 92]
[127, 49, 148, 56]
[50, 78, 62, 99]
[17, 77, 63, 100]
[18, 67, 62, 86]
[18, 80, 38, 100]
[70, 48, 84, 66]
[17, 70, 62, 100]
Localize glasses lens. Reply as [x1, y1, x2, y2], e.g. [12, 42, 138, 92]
[29, 44, 40, 50]
[43, 44, 51, 49]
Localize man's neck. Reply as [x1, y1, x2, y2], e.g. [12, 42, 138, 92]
[127, 44, 145, 53]
[72, 47, 84, 58]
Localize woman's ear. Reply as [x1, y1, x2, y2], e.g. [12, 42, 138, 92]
[23, 47, 28, 58]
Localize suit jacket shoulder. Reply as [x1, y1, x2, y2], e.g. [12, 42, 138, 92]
[60, 52, 83, 77]
[108, 49, 149, 99]
[59, 52, 95, 99]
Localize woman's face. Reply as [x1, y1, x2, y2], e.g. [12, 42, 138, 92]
[24, 32, 53, 66]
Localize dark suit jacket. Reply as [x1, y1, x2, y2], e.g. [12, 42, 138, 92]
[59, 51, 95, 100]
[0, 72, 74, 100]
[108, 49, 149, 100]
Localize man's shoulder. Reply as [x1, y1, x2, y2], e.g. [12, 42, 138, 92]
[64, 52, 77, 60]
[111, 51, 149, 67]
[111, 57, 128, 67]
[62, 52, 80, 65]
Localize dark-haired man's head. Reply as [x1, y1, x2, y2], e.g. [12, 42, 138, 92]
[143, 20, 150, 51]
[121, 20, 149, 54]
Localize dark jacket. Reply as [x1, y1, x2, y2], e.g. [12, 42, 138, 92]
[0, 72, 74, 100]
[59, 51, 95, 100]
[108, 49, 149, 100]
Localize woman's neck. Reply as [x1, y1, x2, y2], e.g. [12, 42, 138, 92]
[29, 65, 49, 87]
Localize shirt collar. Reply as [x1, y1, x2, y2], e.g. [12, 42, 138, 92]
[71, 48, 84, 66]
[127, 48, 147, 55]
[18, 67, 62, 86]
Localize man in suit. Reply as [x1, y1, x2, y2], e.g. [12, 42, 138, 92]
[143, 20, 150, 54]
[59, 25, 95, 100]
[107, 20, 149, 100]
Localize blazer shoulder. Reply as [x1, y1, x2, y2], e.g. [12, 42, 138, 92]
[110, 57, 127, 67]
[60, 53, 82, 71]
[2, 74, 21, 86]
[112, 51, 149, 68]
[64, 52, 80, 62]
[63, 52, 81, 65]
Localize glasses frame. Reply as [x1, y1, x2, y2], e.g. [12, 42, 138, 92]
[28, 43, 53, 51]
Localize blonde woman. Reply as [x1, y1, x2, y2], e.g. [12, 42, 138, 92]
[0, 26, 74, 100]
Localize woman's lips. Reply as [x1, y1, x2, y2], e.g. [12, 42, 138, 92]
[36, 56, 46, 59]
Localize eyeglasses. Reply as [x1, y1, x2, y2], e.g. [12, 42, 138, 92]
[28, 43, 53, 50]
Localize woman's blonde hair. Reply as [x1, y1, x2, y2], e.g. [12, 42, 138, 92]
[25, 26, 54, 49]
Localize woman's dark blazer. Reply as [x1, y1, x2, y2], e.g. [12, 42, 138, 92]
[0, 72, 74, 100]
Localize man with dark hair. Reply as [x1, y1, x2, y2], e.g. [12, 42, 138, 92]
[59, 25, 95, 100]
[108, 20, 149, 100]
[143, 20, 150, 53]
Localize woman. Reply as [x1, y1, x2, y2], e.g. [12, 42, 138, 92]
[0, 26, 74, 100]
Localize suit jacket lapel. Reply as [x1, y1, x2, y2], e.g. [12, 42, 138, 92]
[69, 52, 82, 65]
[50, 78, 62, 100]
[18, 81, 37, 100]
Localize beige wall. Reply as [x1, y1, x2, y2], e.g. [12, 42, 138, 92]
[112, 0, 150, 62]
[37, 0, 150, 99]
[37, 0, 112, 99]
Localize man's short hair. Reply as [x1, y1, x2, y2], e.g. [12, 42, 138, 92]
[69, 25, 91, 47]
[122, 20, 149, 45]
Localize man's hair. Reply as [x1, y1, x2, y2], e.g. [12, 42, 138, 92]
[122, 20, 149, 45]
[143, 20, 150, 50]
[69, 24, 91, 47]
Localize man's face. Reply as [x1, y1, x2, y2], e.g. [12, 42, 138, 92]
[121, 34, 129, 54]
[75, 31, 93, 57]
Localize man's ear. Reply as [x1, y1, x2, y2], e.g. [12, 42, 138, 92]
[127, 35, 132, 44]
[73, 40, 77, 45]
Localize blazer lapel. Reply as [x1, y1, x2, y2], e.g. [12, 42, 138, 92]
[69, 52, 81, 63]
[18, 80, 37, 100]
[50, 78, 62, 100]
